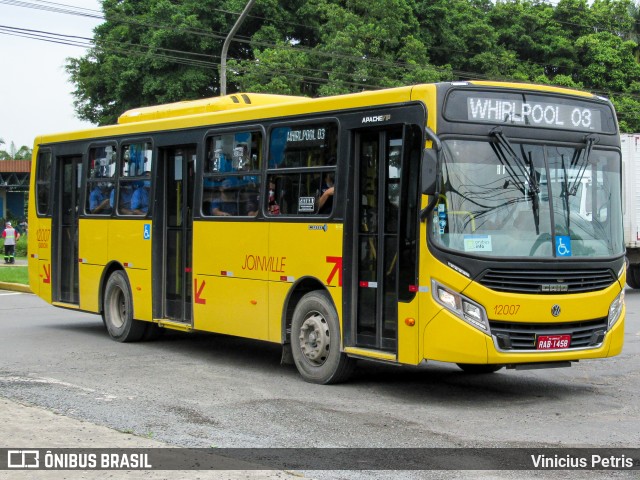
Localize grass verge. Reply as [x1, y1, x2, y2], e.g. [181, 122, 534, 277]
[0, 265, 29, 285]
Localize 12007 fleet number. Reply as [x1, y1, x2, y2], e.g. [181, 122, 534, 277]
[493, 304, 520, 315]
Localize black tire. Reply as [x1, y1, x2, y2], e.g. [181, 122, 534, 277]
[291, 291, 355, 384]
[457, 363, 503, 374]
[103, 270, 147, 342]
[626, 265, 640, 289]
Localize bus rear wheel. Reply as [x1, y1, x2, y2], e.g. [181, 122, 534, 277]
[103, 270, 146, 342]
[291, 291, 354, 384]
[457, 363, 503, 374]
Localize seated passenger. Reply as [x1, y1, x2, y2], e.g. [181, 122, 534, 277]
[115, 185, 134, 215]
[212, 180, 238, 216]
[267, 177, 280, 215]
[89, 183, 112, 214]
[317, 172, 335, 214]
[131, 180, 150, 215]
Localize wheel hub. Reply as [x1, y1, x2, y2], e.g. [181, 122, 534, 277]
[298, 312, 330, 365]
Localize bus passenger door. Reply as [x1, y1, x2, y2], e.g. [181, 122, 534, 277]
[350, 124, 422, 357]
[52, 155, 82, 305]
[158, 146, 196, 323]
[353, 128, 406, 352]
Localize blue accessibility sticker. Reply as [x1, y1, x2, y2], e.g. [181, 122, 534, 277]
[555, 235, 571, 257]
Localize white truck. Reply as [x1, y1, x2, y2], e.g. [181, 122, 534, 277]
[622, 133, 640, 288]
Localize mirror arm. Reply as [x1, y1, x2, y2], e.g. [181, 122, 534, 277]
[420, 126, 442, 220]
[425, 126, 442, 152]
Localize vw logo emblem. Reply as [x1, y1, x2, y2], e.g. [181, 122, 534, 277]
[551, 305, 561, 317]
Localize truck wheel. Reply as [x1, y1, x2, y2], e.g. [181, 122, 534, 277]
[103, 270, 146, 342]
[457, 363, 503, 374]
[626, 265, 640, 289]
[291, 291, 355, 384]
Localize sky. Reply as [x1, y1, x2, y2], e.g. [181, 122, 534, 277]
[0, 0, 102, 150]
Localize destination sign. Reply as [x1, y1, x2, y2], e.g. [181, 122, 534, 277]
[467, 97, 601, 131]
[444, 90, 616, 134]
[286, 128, 326, 143]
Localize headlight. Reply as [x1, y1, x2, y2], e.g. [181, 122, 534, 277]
[432, 280, 490, 334]
[608, 289, 624, 328]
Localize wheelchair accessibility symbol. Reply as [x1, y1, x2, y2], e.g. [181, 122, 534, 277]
[555, 235, 571, 257]
[143, 224, 151, 240]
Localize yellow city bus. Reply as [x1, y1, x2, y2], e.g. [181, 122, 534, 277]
[28, 81, 625, 383]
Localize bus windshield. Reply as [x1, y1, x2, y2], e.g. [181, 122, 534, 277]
[432, 139, 623, 258]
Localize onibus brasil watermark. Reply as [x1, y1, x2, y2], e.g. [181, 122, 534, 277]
[2, 448, 639, 471]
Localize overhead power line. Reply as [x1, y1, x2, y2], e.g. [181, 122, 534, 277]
[1, 0, 640, 102]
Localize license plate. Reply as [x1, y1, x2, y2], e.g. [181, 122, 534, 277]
[536, 334, 571, 350]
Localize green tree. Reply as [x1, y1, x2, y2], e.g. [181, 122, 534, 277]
[415, 0, 505, 79]
[490, 0, 578, 81]
[65, 0, 640, 133]
[574, 31, 640, 92]
[612, 94, 640, 132]
[67, 0, 254, 125]
[590, 0, 636, 38]
[0, 141, 31, 160]
[230, 0, 448, 97]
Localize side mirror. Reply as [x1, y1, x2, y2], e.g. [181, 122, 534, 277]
[421, 149, 438, 195]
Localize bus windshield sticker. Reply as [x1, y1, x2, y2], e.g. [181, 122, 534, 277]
[555, 235, 572, 257]
[299, 197, 315, 213]
[438, 204, 447, 234]
[463, 235, 492, 252]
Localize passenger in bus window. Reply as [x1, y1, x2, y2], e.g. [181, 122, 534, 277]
[268, 178, 280, 215]
[89, 183, 112, 214]
[241, 187, 259, 217]
[202, 187, 215, 216]
[317, 172, 335, 214]
[212, 179, 239, 216]
[131, 175, 150, 215]
[115, 184, 134, 215]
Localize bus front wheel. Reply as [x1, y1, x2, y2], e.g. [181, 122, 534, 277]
[291, 291, 354, 384]
[103, 270, 146, 342]
[457, 363, 503, 374]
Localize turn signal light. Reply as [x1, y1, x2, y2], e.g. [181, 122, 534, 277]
[405, 318, 416, 327]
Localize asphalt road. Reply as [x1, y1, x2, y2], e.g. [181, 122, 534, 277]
[0, 287, 638, 479]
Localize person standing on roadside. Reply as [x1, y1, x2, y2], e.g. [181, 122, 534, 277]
[2, 221, 20, 264]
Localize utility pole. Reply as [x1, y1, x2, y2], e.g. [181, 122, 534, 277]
[220, 0, 256, 96]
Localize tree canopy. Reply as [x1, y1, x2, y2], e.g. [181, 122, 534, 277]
[0, 140, 31, 160]
[67, 0, 640, 131]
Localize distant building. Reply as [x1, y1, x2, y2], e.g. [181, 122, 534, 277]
[0, 160, 31, 223]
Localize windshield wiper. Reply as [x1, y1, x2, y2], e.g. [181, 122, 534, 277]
[490, 129, 541, 234]
[560, 153, 572, 233]
[569, 134, 597, 196]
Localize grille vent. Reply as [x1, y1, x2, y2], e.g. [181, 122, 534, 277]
[478, 268, 615, 294]
[490, 319, 608, 351]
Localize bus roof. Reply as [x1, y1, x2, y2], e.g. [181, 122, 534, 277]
[34, 81, 600, 146]
[117, 93, 306, 124]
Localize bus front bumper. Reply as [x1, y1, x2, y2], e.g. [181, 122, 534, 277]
[422, 306, 625, 367]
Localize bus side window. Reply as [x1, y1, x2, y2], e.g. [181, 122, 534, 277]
[119, 142, 152, 216]
[266, 122, 338, 217]
[86, 146, 116, 215]
[203, 131, 262, 217]
[36, 151, 52, 215]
